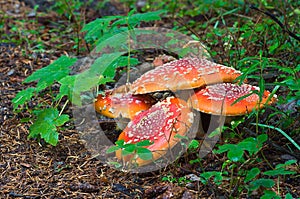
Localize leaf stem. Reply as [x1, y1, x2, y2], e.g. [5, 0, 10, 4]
[59, 99, 69, 116]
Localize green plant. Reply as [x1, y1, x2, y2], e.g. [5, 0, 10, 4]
[12, 10, 165, 146]
[215, 134, 268, 162]
[205, 136, 298, 197]
[0, 7, 47, 53]
[162, 174, 192, 186]
[107, 140, 153, 163]
[50, 0, 94, 54]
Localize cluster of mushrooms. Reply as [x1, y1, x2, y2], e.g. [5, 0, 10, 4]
[94, 58, 277, 166]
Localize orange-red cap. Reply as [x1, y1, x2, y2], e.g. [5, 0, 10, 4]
[131, 58, 242, 94]
[94, 91, 155, 119]
[188, 83, 277, 116]
[116, 96, 193, 166]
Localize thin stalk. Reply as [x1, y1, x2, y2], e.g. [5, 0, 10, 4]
[59, 99, 69, 116]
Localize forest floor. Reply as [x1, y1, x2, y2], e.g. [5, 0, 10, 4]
[1, 0, 299, 198]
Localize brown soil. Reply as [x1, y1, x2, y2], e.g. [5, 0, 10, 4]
[1, 1, 299, 198]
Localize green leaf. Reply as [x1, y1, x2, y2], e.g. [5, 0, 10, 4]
[137, 147, 153, 160]
[200, 171, 223, 185]
[208, 126, 222, 138]
[24, 56, 77, 91]
[215, 144, 243, 162]
[95, 29, 156, 53]
[112, 10, 165, 27]
[263, 168, 296, 176]
[81, 16, 122, 42]
[215, 143, 234, 154]
[238, 139, 259, 155]
[89, 53, 125, 75]
[136, 140, 153, 147]
[106, 145, 121, 154]
[68, 53, 123, 105]
[56, 75, 76, 101]
[227, 145, 244, 162]
[257, 134, 268, 147]
[115, 140, 125, 146]
[28, 108, 69, 146]
[12, 87, 36, 110]
[261, 190, 280, 199]
[103, 56, 139, 78]
[269, 41, 279, 53]
[244, 167, 260, 183]
[285, 193, 293, 199]
[188, 139, 200, 150]
[275, 160, 297, 169]
[122, 144, 136, 156]
[54, 114, 69, 126]
[249, 178, 275, 191]
[81, 16, 121, 33]
[95, 31, 129, 52]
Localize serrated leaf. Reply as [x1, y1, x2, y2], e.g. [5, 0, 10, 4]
[28, 108, 69, 146]
[244, 167, 260, 183]
[56, 74, 110, 106]
[24, 56, 77, 92]
[137, 147, 153, 160]
[56, 75, 76, 101]
[103, 56, 139, 78]
[12, 87, 36, 110]
[81, 16, 122, 33]
[54, 114, 69, 126]
[89, 52, 125, 75]
[95, 29, 155, 53]
[112, 10, 165, 27]
[81, 16, 122, 42]
[95, 31, 128, 52]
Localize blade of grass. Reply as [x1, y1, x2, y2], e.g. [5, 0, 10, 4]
[251, 123, 300, 151]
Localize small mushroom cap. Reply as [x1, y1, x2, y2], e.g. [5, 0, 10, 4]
[188, 83, 277, 116]
[116, 96, 193, 166]
[94, 91, 155, 119]
[130, 58, 242, 94]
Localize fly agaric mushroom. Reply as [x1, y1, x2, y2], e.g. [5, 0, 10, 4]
[116, 96, 193, 166]
[188, 83, 277, 116]
[130, 58, 243, 94]
[94, 90, 155, 119]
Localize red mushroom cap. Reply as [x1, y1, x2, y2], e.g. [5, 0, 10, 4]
[116, 96, 193, 166]
[94, 91, 155, 119]
[188, 83, 277, 116]
[130, 58, 242, 94]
